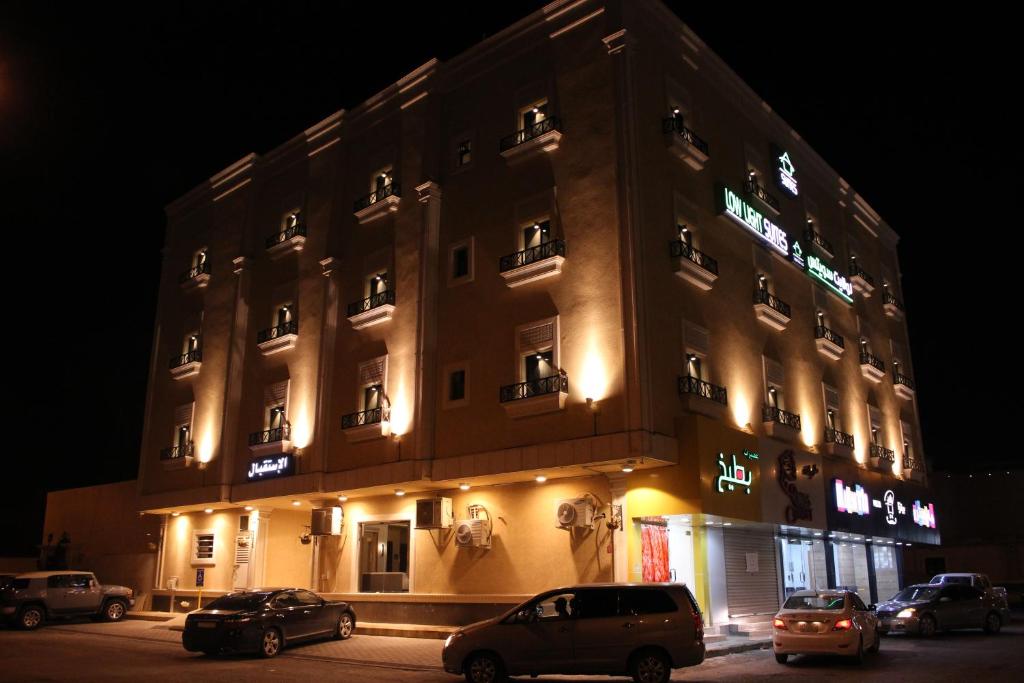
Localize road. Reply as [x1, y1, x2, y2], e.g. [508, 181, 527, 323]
[1, 619, 1022, 682]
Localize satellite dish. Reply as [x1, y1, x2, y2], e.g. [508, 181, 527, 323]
[557, 502, 577, 527]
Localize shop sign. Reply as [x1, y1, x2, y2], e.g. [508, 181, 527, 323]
[806, 253, 854, 303]
[773, 145, 799, 197]
[247, 454, 294, 480]
[718, 185, 789, 256]
[777, 450, 813, 523]
[716, 449, 758, 494]
[827, 477, 940, 544]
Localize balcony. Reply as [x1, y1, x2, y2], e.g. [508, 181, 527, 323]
[848, 258, 876, 297]
[499, 117, 562, 165]
[169, 348, 202, 380]
[814, 325, 844, 360]
[179, 262, 211, 291]
[500, 374, 568, 419]
[248, 424, 291, 457]
[744, 177, 780, 215]
[341, 406, 390, 443]
[499, 240, 566, 288]
[671, 240, 718, 291]
[753, 289, 791, 331]
[869, 443, 896, 470]
[160, 442, 194, 469]
[678, 375, 728, 421]
[763, 405, 801, 440]
[803, 227, 834, 257]
[903, 453, 925, 482]
[256, 320, 298, 355]
[661, 118, 709, 171]
[859, 350, 885, 384]
[893, 370, 916, 400]
[347, 290, 396, 330]
[883, 290, 905, 320]
[265, 223, 307, 259]
[353, 183, 401, 224]
[822, 428, 855, 458]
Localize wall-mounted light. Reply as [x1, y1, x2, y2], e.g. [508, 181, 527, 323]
[801, 464, 820, 479]
[532, 107, 539, 113]
[672, 107, 680, 115]
[394, 489, 405, 497]
[171, 512, 181, 517]
[338, 494, 348, 502]
[535, 475, 547, 483]
[621, 461, 636, 473]
[204, 508, 213, 514]
[244, 506, 254, 511]
[459, 483, 470, 491]
[291, 500, 301, 507]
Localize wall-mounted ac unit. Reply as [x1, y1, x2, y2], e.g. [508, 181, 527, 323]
[311, 506, 344, 535]
[556, 497, 594, 528]
[416, 497, 454, 529]
[455, 518, 492, 549]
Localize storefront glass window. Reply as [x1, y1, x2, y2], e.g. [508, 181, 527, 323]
[780, 538, 827, 596]
[358, 521, 410, 593]
[872, 544, 900, 602]
[831, 542, 870, 600]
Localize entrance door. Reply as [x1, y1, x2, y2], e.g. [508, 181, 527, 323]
[668, 519, 696, 589]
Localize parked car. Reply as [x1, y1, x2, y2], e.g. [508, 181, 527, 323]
[876, 583, 1010, 636]
[441, 583, 705, 683]
[0, 571, 135, 630]
[182, 588, 355, 658]
[0, 574, 15, 592]
[929, 573, 1010, 604]
[772, 590, 879, 664]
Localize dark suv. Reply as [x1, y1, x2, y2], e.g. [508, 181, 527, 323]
[1, 571, 135, 630]
[442, 583, 705, 683]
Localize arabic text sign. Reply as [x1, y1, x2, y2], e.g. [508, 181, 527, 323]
[716, 450, 758, 495]
[807, 254, 854, 303]
[247, 454, 295, 481]
[719, 185, 789, 256]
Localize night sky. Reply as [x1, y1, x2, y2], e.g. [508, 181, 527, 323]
[1, 3, 1017, 556]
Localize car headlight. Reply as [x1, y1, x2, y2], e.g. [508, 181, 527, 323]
[896, 608, 916, 618]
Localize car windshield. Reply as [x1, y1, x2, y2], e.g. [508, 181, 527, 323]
[893, 586, 940, 602]
[783, 594, 845, 610]
[204, 592, 273, 611]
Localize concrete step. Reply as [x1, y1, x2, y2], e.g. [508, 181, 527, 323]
[124, 611, 176, 622]
[357, 622, 458, 640]
[703, 633, 728, 644]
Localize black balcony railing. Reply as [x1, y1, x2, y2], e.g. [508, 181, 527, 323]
[499, 116, 562, 152]
[661, 118, 710, 156]
[257, 320, 298, 344]
[859, 351, 885, 373]
[341, 406, 389, 430]
[803, 227, 834, 255]
[825, 428, 855, 449]
[670, 240, 719, 275]
[744, 177, 780, 213]
[499, 374, 568, 403]
[160, 442, 194, 461]
[903, 453, 922, 472]
[883, 290, 904, 311]
[179, 261, 211, 284]
[347, 290, 396, 318]
[814, 325, 845, 349]
[869, 443, 896, 463]
[248, 424, 290, 447]
[849, 259, 875, 287]
[265, 223, 307, 250]
[893, 371, 915, 391]
[354, 182, 401, 213]
[499, 239, 566, 273]
[678, 375, 728, 405]
[169, 348, 202, 369]
[763, 405, 801, 431]
[753, 288, 792, 319]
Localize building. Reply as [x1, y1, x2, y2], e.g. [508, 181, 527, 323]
[136, 0, 938, 624]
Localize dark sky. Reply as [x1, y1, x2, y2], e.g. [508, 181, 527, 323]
[1, 2, 1017, 556]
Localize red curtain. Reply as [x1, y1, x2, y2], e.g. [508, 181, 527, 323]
[641, 523, 670, 582]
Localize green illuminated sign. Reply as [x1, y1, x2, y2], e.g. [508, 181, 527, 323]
[715, 450, 759, 494]
[719, 185, 789, 256]
[806, 254, 854, 303]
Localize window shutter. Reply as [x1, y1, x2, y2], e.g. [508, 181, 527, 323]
[520, 321, 555, 349]
[174, 403, 195, 428]
[264, 380, 289, 409]
[901, 420, 914, 443]
[823, 384, 840, 411]
[764, 357, 785, 387]
[683, 320, 710, 355]
[868, 405, 882, 429]
[359, 356, 387, 387]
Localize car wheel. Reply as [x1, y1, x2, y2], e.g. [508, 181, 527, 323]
[464, 652, 503, 683]
[851, 636, 865, 665]
[631, 649, 671, 683]
[18, 606, 44, 630]
[259, 627, 283, 658]
[335, 611, 355, 640]
[867, 630, 880, 654]
[918, 614, 937, 637]
[775, 653, 789, 664]
[983, 612, 1002, 635]
[103, 600, 127, 622]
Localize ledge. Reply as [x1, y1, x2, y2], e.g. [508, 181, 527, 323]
[248, 440, 292, 458]
[666, 133, 709, 172]
[499, 130, 562, 165]
[814, 337, 844, 361]
[680, 392, 728, 421]
[354, 195, 401, 225]
[860, 364, 885, 384]
[851, 274, 875, 297]
[161, 455, 194, 470]
[180, 274, 210, 292]
[894, 383, 915, 401]
[267, 235, 306, 260]
[500, 255, 565, 288]
[884, 301, 904, 320]
[348, 304, 395, 330]
[764, 420, 800, 442]
[170, 361, 201, 380]
[821, 441, 854, 459]
[257, 333, 297, 355]
[343, 422, 388, 443]
[754, 303, 790, 331]
[501, 390, 567, 419]
[675, 257, 717, 291]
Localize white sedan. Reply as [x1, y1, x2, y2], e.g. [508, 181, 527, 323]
[772, 590, 880, 664]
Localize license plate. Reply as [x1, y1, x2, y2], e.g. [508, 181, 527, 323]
[891, 619, 905, 629]
[196, 621, 217, 629]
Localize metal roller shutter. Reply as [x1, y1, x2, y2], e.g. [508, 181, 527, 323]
[724, 529, 780, 617]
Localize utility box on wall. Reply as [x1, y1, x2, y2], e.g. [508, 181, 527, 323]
[312, 507, 344, 536]
[416, 497, 454, 529]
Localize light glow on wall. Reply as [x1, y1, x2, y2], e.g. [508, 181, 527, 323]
[387, 381, 411, 437]
[197, 429, 215, 464]
[578, 338, 609, 402]
[289, 400, 312, 449]
[730, 390, 752, 430]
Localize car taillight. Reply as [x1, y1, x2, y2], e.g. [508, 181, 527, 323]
[773, 617, 787, 630]
[693, 611, 703, 641]
[832, 618, 853, 631]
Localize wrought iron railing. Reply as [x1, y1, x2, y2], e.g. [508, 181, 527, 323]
[744, 177, 780, 213]
[825, 428, 855, 449]
[883, 290, 904, 311]
[893, 371, 915, 391]
[753, 288, 791, 319]
[803, 227, 834, 255]
[347, 290, 396, 318]
[661, 118, 709, 156]
[179, 261, 211, 284]
[670, 240, 719, 275]
[341, 406, 389, 430]
[859, 350, 885, 372]
[265, 223, 307, 250]
[763, 405, 801, 431]
[248, 424, 290, 447]
[869, 443, 895, 463]
[814, 325, 845, 349]
[849, 259, 875, 287]
[499, 374, 568, 403]
[353, 182, 401, 212]
[160, 442, 194, 461]
[169, 348, 202, 369]
[902, 453, 922, 472]
[499, 116, 562, 152]
[257, 320, 298, 344]
[499, 239, 566, 273]
[678, 375, 728, 405]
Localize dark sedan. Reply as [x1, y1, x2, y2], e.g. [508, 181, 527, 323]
[876, 584, 1008, 636]
[182, 588, 355, 657]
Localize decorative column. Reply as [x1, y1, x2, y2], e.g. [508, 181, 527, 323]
[413, 181, 441, 474]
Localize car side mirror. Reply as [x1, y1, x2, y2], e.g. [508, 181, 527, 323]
[867, 604, 876, 611]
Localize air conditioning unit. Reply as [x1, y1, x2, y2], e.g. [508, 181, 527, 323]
[311, 507, 344, 535]
[416, 497, 454, 529]
[455, 518, 492, 549]
[556, 497, 595, 528]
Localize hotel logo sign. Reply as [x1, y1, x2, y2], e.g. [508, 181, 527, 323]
[806, 253, 854, 303]
[719, 185, 789, 256]
[773, 145, 799, 197]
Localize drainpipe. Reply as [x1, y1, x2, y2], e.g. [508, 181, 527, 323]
[155, 514, 168, 593]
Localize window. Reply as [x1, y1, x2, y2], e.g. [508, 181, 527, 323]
[521, 219, 552, 250]
[901, 419, 915, 461]
[449, 370, 466, 402]
[745, 143, 768, 183]
[363, 384, 383, 412]
[443, 362, 470, 409]
[447, 238, 474, 286]
[823, 384, 841, 431]
[283, 210, 302, 230]
[47, 575, 72, 589]
[293, 590, 322, 606]
[173, 403, 194, 450]
[272, 592, 300, 609]
[373, 168, 393, 196]
[574, 589, 620, 619]
[531, 591, 577, 621]
[764, 357, 786, 410]
[621, 589, 678, 615]
[850, 593, 869, 611]
[263, 380, 289, 432]
[682, 321, 710, 381]
[519, 100, 548, 130]
[192, 530, 216, 566]
[367, 271, 389, 297]
[457, 139, 472, 167]
[67, 574, 92, 589]
[516, 317, 559, 385]
[357, 356, 388, 415]
[193, 248, 208, 269]
[358, 521, 410, 593]
[275, 303, 294, 328]
[184, 332, 200, 354]
[868, 406, 883, 445]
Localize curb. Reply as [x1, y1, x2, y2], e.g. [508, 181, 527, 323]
[706, 639, 772, 658]
[125, 613, 176, 623]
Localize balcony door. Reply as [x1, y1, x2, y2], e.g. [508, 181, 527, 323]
[369, 272, 389, 297]
[520, 101, 548, 129]
[522, 220, 551, 250]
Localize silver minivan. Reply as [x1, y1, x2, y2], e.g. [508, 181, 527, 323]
[442, 583, 705, 683]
